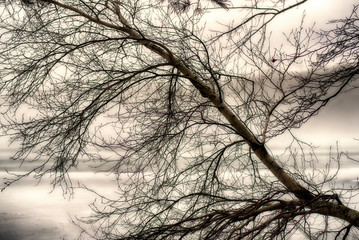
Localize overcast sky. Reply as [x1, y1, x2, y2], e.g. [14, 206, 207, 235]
[267, 89, 359, 153]
[0, 2, 358, 239]
[0, 0, 358, 155]
[199, 0, 359, 151]
[267, 0, 359, 150]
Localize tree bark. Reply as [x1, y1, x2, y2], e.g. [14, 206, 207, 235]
[39, 0, 359, 228]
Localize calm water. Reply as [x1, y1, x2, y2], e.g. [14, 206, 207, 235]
[0, 150, 359, 239]
[0, 171, 116, 240]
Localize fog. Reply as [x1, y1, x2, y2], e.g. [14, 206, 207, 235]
[0, 0, 359, 239]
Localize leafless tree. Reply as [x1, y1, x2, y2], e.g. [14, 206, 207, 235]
[0, 0, 359, 239]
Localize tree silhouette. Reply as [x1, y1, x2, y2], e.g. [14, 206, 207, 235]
[1, 0, 359, 239]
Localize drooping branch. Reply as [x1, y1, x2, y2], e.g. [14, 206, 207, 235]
[32, 0, 359, 228]
[2, 0, 359, 238]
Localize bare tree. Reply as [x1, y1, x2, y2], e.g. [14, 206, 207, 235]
[0, 0, 359, 239]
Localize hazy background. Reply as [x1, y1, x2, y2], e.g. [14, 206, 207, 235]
[1, 0, 359, 239]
